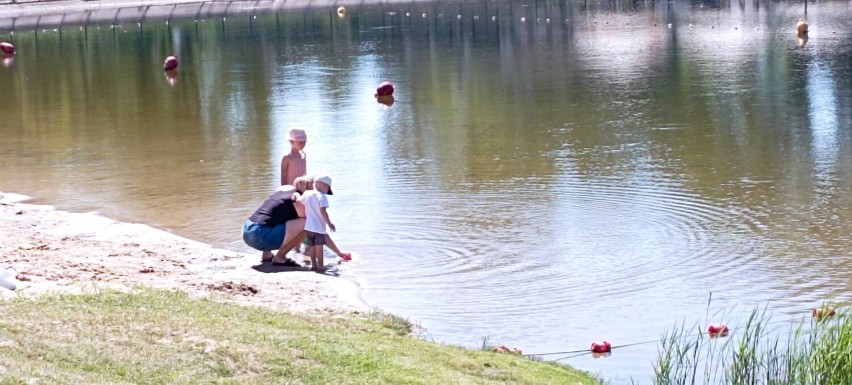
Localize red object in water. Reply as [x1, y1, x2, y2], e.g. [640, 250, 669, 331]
[707, 324, 729, 337]
[163, 56, 179, 71]
[0, 42, 15, 54]
[376, 81, 395, 96]
[590, 341, 612, 354]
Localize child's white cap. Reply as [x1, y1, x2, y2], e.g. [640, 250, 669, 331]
[315, 175, 333, 195]
[289, 128, 307, 141]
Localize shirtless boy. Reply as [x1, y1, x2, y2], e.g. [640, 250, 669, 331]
[280, 128, 307, 186]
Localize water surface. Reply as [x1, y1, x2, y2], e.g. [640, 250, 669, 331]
[1, 0, 850, 382]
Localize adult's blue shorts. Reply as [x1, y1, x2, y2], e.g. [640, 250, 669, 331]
[242, 219, 285, 251]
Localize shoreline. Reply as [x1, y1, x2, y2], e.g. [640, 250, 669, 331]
[0, 190, 369, 314]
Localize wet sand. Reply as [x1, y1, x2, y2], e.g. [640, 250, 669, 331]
[0, 191, 367, 314]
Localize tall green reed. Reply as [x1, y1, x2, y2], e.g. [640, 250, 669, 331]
[653, 303, 850, 385]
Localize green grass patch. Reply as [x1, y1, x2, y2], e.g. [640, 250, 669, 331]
[0, 289, 601, 385]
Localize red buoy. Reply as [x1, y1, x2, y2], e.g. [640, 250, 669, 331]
[0, 42, 15, 55]
[163, 55, 179, 71]
[590, 341, 612, 354]
[376, 81, 395, 97]
[707, 324, 729, 338]
[813, 307, 836, 321]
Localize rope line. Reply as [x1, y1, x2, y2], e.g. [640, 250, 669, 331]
[523, 315, 832, 359]
[528, 348, 592, 357]
[553, 351, 593, 361]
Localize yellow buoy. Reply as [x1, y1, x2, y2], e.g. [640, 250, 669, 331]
[813, 307, 836, 322]
[796, 20, 808, 34]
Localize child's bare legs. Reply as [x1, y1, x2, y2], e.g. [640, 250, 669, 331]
[310, 245, 324, 272]
[308, 245, 317, 271]
[261, 250, 274, 262]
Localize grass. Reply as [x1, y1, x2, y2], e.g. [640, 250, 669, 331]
[652, 304, 852, 385]
[0, 289, 602, 385]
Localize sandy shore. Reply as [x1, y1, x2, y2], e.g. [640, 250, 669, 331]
[0, 190, 368, 314]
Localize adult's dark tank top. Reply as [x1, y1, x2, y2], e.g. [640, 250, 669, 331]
[248, 190, 299, 227]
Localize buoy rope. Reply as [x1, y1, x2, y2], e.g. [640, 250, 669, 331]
[527, 348, 589, 357]
[526, 335, 686, 359]
[524, 316, 824, 359]
[553, 351, 593, 361]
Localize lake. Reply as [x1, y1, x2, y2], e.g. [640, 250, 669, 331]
[1, 0, 850, 382]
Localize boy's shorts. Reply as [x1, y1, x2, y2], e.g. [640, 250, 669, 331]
[242, 219, 285, 251]
[304, 231, 327, 246]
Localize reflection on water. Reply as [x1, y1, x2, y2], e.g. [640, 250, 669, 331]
[1, 0, 851, 382]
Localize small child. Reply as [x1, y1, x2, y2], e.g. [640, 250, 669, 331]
[280, 128, 307, 186]
[292, 175, 336, 272]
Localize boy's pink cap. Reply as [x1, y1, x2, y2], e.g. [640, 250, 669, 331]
[289, 128, 307, 141]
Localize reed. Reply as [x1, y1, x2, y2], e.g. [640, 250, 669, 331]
[653, 304, 851, 385]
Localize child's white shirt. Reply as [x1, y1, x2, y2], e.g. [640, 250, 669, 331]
[298, 190, 329, 234]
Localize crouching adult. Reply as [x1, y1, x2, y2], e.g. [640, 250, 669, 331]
[242, 175, 349, 266]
